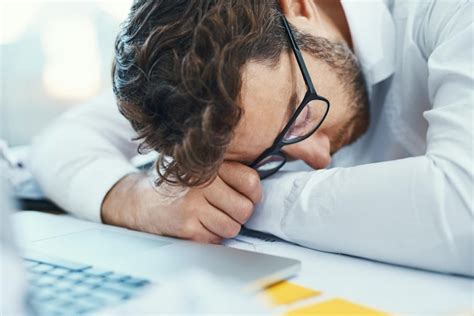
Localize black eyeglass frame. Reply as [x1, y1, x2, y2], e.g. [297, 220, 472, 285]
[249, 16, 331, 179]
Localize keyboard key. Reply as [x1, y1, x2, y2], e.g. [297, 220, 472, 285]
[55, 290, 80, 302]
[72, 283, 91, 293]
[31, 264, 55, 273]
[55, 280, 77, 293]
[65, 271, 85, 282]
[69, 283, 93, 296]
[69, 291, 90, 299]
[82, 275, 104, 286]
[84, 267, 113, 277]
[48, 267, 70, 277]
[95, 284, 133, 299]
[56, 297, 76, 309]
[81, 282, 100, 289]
[34, 275, 57, 287]
[104, 273, 130, 282]
[79, 280, 103, 290]
[122, 277, 150, 288]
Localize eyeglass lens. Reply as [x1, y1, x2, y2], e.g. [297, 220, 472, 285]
[254, 154, 286, 173]
[283, 98, 329, 144]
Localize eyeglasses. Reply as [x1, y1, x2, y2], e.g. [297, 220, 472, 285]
[249, 16, 330, 179]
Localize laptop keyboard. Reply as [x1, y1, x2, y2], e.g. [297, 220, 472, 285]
[24, 252, 150, 316]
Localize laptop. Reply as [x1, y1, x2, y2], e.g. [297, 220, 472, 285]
[11, 211, 300, 315]
[2, 145, 300, 314]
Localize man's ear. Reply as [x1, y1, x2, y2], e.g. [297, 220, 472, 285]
[279, 0, 320, 24]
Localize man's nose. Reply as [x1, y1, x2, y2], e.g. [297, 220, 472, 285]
[283, 133, 331, 170]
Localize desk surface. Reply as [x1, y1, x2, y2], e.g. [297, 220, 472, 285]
[14, 211, 474, 315]
[226, 233, 473, 315]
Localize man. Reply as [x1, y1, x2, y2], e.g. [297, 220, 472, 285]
[31, 0, 473, 276]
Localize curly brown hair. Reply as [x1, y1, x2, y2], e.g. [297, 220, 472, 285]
[112, 0, 290, 187]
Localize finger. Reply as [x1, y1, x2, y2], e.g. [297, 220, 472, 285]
[191, 222, 223, 244]
[170, 208, 222, 244]
[205, 177, 254, 224]
[199, 203, 242, 239]
[218, 162, 263, 204]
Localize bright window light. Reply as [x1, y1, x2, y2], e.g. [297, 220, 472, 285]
[0, 2, 40, 45]
[97, 0, 133, 21]
[41, 16, 101, 101]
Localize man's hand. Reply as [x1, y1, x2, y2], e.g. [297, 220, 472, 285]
[101, 162, 262, 244]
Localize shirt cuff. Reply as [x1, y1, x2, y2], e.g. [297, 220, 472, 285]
[245, 171, 311, 240]
[65, 158, 138, 223]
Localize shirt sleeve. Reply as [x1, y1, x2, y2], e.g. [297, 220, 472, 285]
[246, 1, 474, 276]
[29, 91, 139, 222]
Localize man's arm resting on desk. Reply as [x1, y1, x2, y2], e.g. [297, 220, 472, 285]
[246, 5, 474, 276]
[101, 163, 263, 243]
[29, 95, 263, 242]
[247, 155, 473, 276]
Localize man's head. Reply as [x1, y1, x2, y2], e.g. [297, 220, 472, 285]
[112, 0, 369, 187]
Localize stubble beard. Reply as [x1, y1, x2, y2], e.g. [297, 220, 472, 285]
[300, 34, 370, 154]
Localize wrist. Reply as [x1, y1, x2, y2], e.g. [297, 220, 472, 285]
[101, 172, 145, 230]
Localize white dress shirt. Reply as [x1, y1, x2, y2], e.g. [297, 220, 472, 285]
[30, 0, 473, 276]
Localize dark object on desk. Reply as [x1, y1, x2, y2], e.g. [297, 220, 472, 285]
[14, 177, 64, 213]
[17, 198, 64, 213]
[240, 226, 281, 242]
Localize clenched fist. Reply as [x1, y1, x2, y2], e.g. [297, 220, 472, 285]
[101, 162, 262, 244]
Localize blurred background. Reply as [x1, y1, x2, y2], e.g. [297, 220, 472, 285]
[0, 0, 133, 146]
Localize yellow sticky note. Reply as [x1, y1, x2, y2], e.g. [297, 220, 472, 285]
[264, 281, 321, 306]
[285, 298, 388, 316]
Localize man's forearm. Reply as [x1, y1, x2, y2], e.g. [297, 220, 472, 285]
[247, 156, 473, 276]
[102, 173, 146, 229]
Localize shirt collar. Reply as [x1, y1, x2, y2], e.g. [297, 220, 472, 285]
[340, 0, 395, 86]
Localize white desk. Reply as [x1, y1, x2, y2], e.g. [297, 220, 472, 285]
[225, 234, 473, 315]
[14, 211, 473, 315]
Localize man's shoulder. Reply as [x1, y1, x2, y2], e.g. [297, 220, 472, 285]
[390, 0, 472, 57]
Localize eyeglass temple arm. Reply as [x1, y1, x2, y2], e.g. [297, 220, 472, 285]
[281, 16, 317, 95]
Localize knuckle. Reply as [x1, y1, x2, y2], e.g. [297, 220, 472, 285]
[239, 199, 254, 223]
[223, 221, 241, 238]
[245, 170, 260, 189]
[244, 171, 262, 202]
[180, 219, 198, 239]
